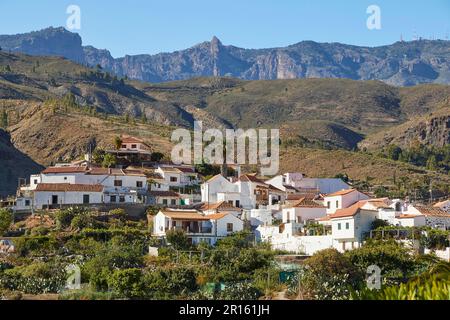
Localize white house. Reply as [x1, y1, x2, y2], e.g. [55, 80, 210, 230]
[266, 172, 350, 194]
[201, 201, 242, 217]
[323, 189, 370, 215]
[33, 183, 104, 209]
[329, 201, 379, 251]
[148, 191, 181, 207]
[153, 209, 244, 245]
[105, 136, 153, 162]
[15, 166, 149, 210]
[282, 198, 327, 224]
[406, 205, 450, 228]
[201, 174, 239, 205]
[156, 165, 199, 187]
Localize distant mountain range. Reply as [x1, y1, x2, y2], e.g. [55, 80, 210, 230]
[1, 27, 450, 86]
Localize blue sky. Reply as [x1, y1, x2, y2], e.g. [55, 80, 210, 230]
[0, 0, 449, 57]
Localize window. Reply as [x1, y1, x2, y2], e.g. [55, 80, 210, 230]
[114, 180, 122, 187]
[131, 144, 137, 149]
[162, 199, 168, 205]
[110, 195, 117, 203]
[64, 177, 68, 181]
[121, 144, 127, 149]
[83, 194, 90, 204]
[346, 222, 350, 229]
[171, 199, 176, 205]
[337, 223, 341, 230]
[327, 201, 331, 209]
[33, 179, 38, 185]
[119, 196, 125, 203]
[336, 200, 339, 208]
[136, 181, 143, 188]
[170, 177, 178, 182]
[25, 200, 30, 206]
[227, 223, 233, 232]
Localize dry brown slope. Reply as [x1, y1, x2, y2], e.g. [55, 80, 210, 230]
[8, 101, 174, 166]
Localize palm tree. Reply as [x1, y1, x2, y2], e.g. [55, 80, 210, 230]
[114, 136, 122, 150]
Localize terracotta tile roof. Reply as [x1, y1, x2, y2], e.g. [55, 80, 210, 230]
[149, 191, 180, 197]
[434, 200, 450, 208]
[35, 183, 103, 192]
[291, 198, 326, 208]
[201, 201, 240, 211]
[121, 136, 144, 144]
[160, 210, 209, 220]
[42, 167, 88, 174]
[85, 168, 146, 177]
[268, 185, 285, 193]
[239, 174, 266, 184]
[287, 193, 318, 201]
[326, 189, 356, 197]
[206, 174, 226, 183]
[329, 201, 368, 219]
[366, 198, 392, 209]
[397, 214, 424, 219]
[175, 166, 196, 173]
[414, 206, 450, 217]
[287, 194, 305, 201]
[207, 213, 230, 220]
[317, 216, 331, 221]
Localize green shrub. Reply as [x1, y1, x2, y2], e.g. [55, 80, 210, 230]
[165, 229, 190, 250]
[13, 235, 59, 257]
[108, 268, 146, 299]
[345, 240, 416, 282]
[0, 208, 13, 236]
[56, 207, 90, 229]
[0, 262, 67, 294]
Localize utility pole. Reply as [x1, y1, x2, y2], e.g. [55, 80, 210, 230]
[429, 180, 433, 204]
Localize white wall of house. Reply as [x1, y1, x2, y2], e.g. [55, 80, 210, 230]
[34, 191, 103, 209]
[324, 191, 370, 214]
[201, 175, 238, 203]
[82, 175, 147, 189]
[424, 216, 450, 228]
[38, 172, 147, 190]
[14, 197, 33, 211]
[154, 212, 169, 236]
[236, 181, 258, 209]
[216, 192, 241, 208]
[120, 142, 146, 151]
[104, 193, 136, 204]
[394, 216, 426, 227]
[214, 214, 244, 237]
[257, 224, 334, 255]
[155, 196, 180, 206]
[248, 209, 274, 227]
[150, 182, 170, 191]
[282, 207, 327, 224]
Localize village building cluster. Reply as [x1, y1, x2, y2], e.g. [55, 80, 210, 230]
[5, 136, 450, 255]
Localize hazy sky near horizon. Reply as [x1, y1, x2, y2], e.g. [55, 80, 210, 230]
[0, 0, 449, 57]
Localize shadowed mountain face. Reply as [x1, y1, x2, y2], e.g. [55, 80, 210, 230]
[1, 27, 450, 86]
[0, 129, 43, 197]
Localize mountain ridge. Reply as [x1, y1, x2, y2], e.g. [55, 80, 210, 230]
[1, 27, 450, 86]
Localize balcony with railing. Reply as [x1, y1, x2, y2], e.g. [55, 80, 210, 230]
[170, 222, 213, 235]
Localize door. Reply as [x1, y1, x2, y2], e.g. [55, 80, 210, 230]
[51, 195, 58, 205]
[83, 194, 90, 204]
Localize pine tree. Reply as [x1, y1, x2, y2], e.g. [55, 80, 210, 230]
[0, 110, 8, 128]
